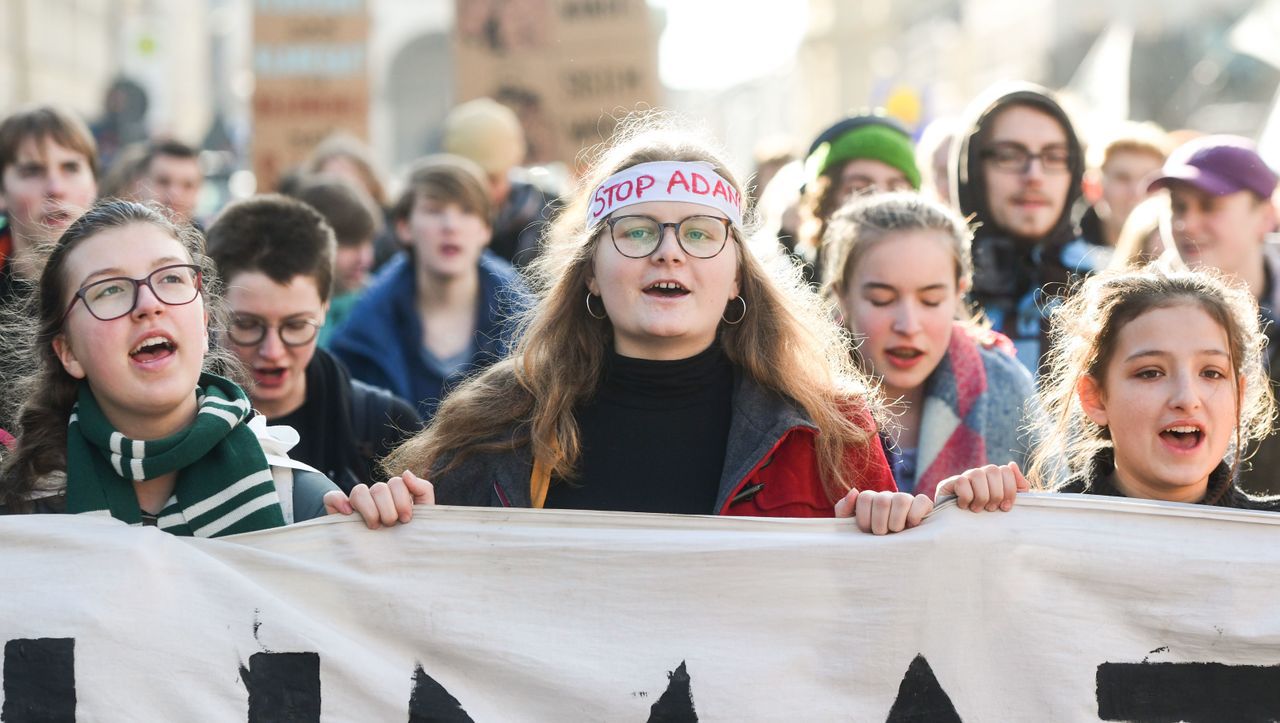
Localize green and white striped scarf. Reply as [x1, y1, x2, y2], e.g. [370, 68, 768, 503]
[65, 373, 287, 537]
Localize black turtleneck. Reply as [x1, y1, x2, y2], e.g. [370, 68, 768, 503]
[544, 343, 734, 514]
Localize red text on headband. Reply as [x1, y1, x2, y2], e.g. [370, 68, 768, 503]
[587, 161, 743, 228]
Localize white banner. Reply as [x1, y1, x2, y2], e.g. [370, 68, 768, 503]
[2, 496, 1279, 721]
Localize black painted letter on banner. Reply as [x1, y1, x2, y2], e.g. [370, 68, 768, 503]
[239, 651, 321, 722]
[407, 664, 474, 723]
[2, 638, 75, 723]
[886, 654, 962, 722]
[1097, 661, 1280, 722]
[647, 660, 697, 722]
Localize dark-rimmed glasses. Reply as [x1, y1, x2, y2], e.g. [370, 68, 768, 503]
[227, 313, 322, 347]
[605, 214, 733, 259]
[62, 264, 202, 324]
[981, 142, 1071, 173]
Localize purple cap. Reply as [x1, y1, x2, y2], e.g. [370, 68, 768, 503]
[1148, 135, 1278, 197]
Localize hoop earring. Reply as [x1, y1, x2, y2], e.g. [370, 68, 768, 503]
[722, 296, 747, 325]
[585, 292, 608, 320]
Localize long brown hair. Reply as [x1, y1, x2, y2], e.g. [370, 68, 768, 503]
[1027, 266, 1274, 488]
[0, 200, 243, 510]
[383, 113, 884, 498]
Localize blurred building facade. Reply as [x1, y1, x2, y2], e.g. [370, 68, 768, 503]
[3, 0, 1278, 189]
[2, 0, 213, 150]
[645, 0, 1280, 173]
[3, 0, 120, 116]
[780, 0, 1278, 147]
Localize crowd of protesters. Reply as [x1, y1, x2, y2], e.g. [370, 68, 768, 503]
[1, 76, 1279, 539]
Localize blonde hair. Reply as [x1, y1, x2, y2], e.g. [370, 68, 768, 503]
[384, 112, 884, 498]
[1107, 194, 1170, 271]
[1087, 120, 1171, 171]
[1027, 267, 1274, 488]
[821, 191, 974, 299]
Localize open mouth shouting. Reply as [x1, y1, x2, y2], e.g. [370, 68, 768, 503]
[129, 334, 177, 365]
[252, 366, 290, 389]
[644, 281, 690, 298]
[1159, 423, 1205, 452]
[884, 345, 926, 369]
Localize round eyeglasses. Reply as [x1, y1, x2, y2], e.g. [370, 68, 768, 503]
[62, 264, 203, 324]
[605, 214, 733, 259]
[227, 314, 322, 347]
[981, 142, 1071, 174]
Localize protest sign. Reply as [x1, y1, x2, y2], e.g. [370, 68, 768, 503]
[454, 0, 661, 168]
[2, 495, 1279, 720]
[252, 0, 370, 192]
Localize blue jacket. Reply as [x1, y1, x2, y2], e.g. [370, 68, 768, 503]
[329, 251, 525, 421]
[900, 326, 1035, 496]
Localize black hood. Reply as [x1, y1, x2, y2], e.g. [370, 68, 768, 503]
[952, 82, 1085, 247]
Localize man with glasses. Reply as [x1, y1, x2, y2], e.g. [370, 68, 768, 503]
[954, 83, 1087, 371]
[205, 195, 421, 493]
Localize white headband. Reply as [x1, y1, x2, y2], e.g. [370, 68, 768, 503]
[586, 161, 743, 228]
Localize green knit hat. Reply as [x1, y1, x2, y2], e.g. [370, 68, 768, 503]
[804, 118, 920, 189]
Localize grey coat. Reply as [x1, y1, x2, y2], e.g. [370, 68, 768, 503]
[432, 371, 857, 515]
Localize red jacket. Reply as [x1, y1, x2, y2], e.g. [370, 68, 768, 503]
[435, 373, 897, 516]
[719, 416, 896, 517]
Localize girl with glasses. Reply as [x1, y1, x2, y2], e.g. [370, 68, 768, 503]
[822, 193, 1035, 497]
[0, 200, 432, 532]
[384, 115, 927, 532]
[205, 195, 422, 494]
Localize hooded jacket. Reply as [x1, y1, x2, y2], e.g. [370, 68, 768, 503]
[954, 83, 1089, 371]
[429, 371, 897, 517]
